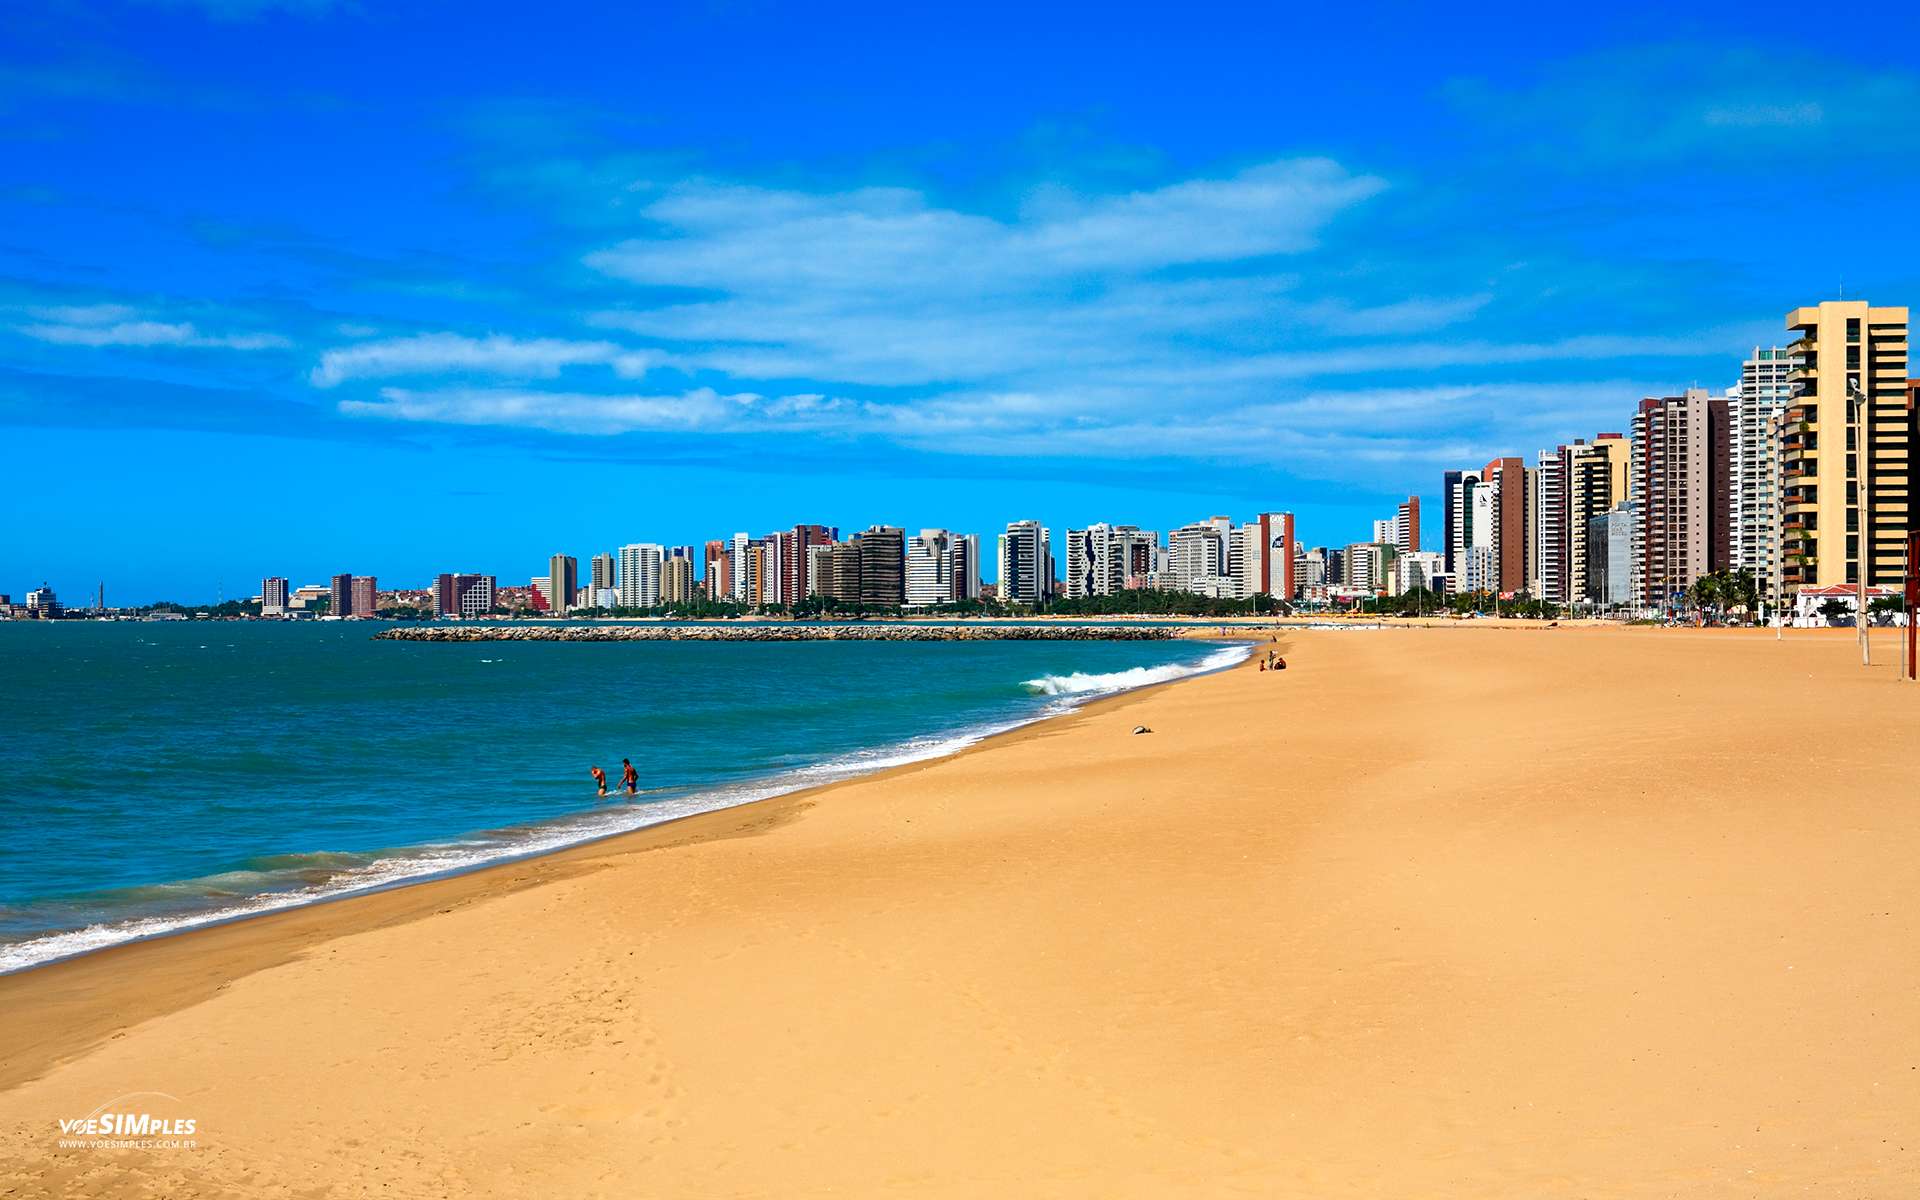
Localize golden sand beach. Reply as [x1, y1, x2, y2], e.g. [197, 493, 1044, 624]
[2, 625, 1917, 1197]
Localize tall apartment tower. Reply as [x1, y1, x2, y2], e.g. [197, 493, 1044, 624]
[953, 533, 981, 600]
[806, 542, 837, 599]
[1633, 388, 1731, 608]
[329, 573, 353, 617]
[906, 529, 976, 607]
[1780, 301, 1912, 593]
[261, 577, 289, 616]
[1727, 347, 1802, 586]
[350, 576, 378, 619]
[782, 525, 836, 606]
[1064, 524, 1108, 598]
[590, 553, 617, 595]
[828, 540, 862, 602]
[618, 544, 664, 609]
[547, 555, 578, 616]
[660, 555, 694, 605]
[855, 526, 905, 607]
[997, 520, 1052, 605]
[1532, 449, 1569, 602]
[1565, 435, 1633, 605]
[1481, 456, 1527, 594]
[1394, 498, 1419, 555]
[702, 540, 730, 601]
[1441, 470, 1462, 576]
[1453, 473, 1501, 594]
[1164, 518, 1236, 597]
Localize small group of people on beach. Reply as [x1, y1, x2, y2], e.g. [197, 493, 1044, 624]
[1258, 649, 1286, 672]
[590, 759, 640, 799]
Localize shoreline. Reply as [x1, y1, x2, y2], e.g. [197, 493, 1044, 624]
[0, 637, 1259, 1080]
[7, 623, 1913, 1196]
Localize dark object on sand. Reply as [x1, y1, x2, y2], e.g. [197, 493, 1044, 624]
[1132, 725, 1152, 735]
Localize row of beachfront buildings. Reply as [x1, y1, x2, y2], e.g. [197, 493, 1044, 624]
[243, 298, 1911, 620]
[1403, 298, 1915, 615]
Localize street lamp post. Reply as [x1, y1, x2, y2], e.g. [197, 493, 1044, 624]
[1847, 379, 1871, 667]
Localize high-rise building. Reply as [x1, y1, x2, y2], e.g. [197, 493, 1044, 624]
[1068, 524, 1162, 596]
[660, 555, 694, 605]
[1253, 512, 1295, 599]
[1479, 457, 1527, 594]
[779, 525, 835, 606]
[329, 573, 353, 617]
[618, 544, 664, 609]
[590, 553, 616, 595]
[547, 555, 578, 616]
[1633, 388, 1731, 608]
[726, 533, 752, 602]
[1344, 541, 1390, 593]
[261, 577, 289, 616]
[1728, 347, 1802, 588]
[829, 540, 862, 602]
[1454, 473, 1500, 594]
[807, 542, 837, 599]
[1587, 502, 1637, 609]
[1564, 436, 1632, 606]
[855, 526, 905, 607]
[1441, 469, 1462, 577]
[906, 529, 972, 607]
[350, 576, 378, 619]
[1395, 497, 1419, 555]
[1532, 448, 1568, 602]
[702, 540, 730, 601]
[997, 520, 1053, 605]
[1163, 518, 1235, 597]
[1392, 551, 1444, 596]
[1780, 300, 1912, 594]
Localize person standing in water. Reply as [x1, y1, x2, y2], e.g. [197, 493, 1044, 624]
[590, 765, 608, 797]
[621, 758, 639, 797]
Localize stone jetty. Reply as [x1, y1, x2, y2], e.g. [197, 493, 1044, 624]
[374, 623, 1178, 644]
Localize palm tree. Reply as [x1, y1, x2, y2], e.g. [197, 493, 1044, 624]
[1688, 574, 1721, 621]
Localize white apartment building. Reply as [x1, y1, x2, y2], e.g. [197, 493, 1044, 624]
[997, 520, 1052, 605]
[1392, 551, 1444, 596]
[1727, 346, 1800, 587]
[906, 529, 961, 607]
[1454, 473, 1502, 593]
[728, 532, 752, 601]
[618, 543, 664, 609]
[1163, 517, 1236, 596]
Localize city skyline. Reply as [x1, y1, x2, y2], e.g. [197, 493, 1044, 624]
[7, 2, 1920, 600]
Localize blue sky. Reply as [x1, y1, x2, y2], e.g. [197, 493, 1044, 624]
[4, 1, 1918, 601]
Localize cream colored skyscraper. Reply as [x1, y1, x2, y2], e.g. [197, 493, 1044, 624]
[1780, 301, 1911, 593]
[1565, 435, 1631, 606]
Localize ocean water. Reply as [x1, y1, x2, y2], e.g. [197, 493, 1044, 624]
[0, 622, 1246, 972]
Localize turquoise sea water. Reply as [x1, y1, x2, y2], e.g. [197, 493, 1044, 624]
[0, 621, 1245, 972]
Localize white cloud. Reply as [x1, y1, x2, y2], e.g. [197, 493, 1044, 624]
[339, 386, 845, 436]
[14, 305, 289, 350]
[310, 333, 665, 387]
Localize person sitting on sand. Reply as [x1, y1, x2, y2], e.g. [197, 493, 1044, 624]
[591, 765, 608, 797]
[621, 758, 639, 796]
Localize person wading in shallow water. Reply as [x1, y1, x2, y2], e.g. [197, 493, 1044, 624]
[590, 765, 608, 798]
[621, 758, 639, 797]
